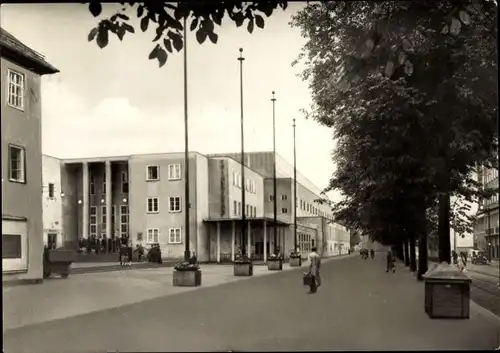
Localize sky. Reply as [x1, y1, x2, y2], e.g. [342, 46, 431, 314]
[1, 3, 341, 200]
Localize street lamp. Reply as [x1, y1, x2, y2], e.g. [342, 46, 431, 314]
[238, 48, 247, 257]
[77, 199, 83, 251]
[183, 16, 191, 262]
[271, 91, 278, 254]
[293, 118, 298, 257]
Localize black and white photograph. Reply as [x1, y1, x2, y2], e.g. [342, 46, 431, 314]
[1, 1, 499, 351]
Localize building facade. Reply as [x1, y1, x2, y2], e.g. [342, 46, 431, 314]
[473, 166, 499, 259]
[44, 151, 350, 262]
[1, 27, 59, 283]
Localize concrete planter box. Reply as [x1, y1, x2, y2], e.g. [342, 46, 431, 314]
[233, 262, 253, 276]
[289, 257, 302, 267]
[43, 249, 76, 279]
[267, 259, 283, 271]
[423, 263, 471, 319]
[173, 269, 202, 287]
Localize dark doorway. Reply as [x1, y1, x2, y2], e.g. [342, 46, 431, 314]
[48, 233, 57, 249]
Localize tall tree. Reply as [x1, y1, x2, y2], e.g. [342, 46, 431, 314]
[291, 1, 497, 264]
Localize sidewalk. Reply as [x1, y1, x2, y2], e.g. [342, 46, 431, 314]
[4, 254, 498, 352]
[3, 255, 351, 331]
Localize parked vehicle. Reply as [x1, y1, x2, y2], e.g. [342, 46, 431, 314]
[471, 252, 488, 265]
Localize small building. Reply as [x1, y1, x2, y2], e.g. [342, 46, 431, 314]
[1, 27, 59, 283]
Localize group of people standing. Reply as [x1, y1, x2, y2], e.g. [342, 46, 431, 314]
[78, 235, 130, 254]
[452, 250, 468, 272]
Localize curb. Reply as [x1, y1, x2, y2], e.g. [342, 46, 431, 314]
[469, 300, 500, 327]
[70, 261, 177, 275]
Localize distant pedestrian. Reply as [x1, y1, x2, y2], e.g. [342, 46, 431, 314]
[307, 246, 321, 294]
[370, 249, 375, 259]
[386, 249, 395, 273]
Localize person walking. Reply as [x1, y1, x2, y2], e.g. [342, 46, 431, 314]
[307, 246, 322, 294]
[386, 249, 395, 273]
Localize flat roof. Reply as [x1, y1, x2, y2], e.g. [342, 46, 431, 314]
[203, 217, 290, 227]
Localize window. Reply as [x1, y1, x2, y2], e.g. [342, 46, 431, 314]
[111, 205, 116, 226]
[147, 197, 159, 213]
[234, 201, 238, 215]
[102, 172, 107, 194]
[7, 69, 24, 110]
[101, 206, 107, 224]
[282, 208, 288, 214]
[169, 196, 181, 212]
[90, 206, 97, 237]
[8, 145, 25, 183]
[120, 205, 129, 237]
[147, 228, 159, 243]
[146, 165, 160, 181]
[233, 172, 237, 186]
[2, 234, 22, 258]
[168, 164, 181, 180]
[245, 178, 250, 191]
[238, 201, 241, 215]
[121, 172, 129, 193]
[90, 174, 95, 195]
[169, 228, 182, 244]
[253, 206, 257, 217]
[238, 174, 242, 188]
[251, 180, 256, 193]
[48, 183, 55, 198]
[246, 204, 250, 216]
[269, 195, 274, 201]
[282, 194, 288, 201]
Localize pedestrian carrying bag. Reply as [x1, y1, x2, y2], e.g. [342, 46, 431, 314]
[303, 272, 313, 286]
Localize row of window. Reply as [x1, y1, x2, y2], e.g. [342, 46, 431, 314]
[89, 171, 129, 195]
[89, 205, 128, 238]
[233, 201, 258, 217]
[232, 171, 257, 194]
[146, 164, 181, 182]
[482, 167, 499, 185]
[147, 228, 182, 244]
[146, 197, 181, 213]
[483, 194, 499, 206]
[267, 193, 333, 220]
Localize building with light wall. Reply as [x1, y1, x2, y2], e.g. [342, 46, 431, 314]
[473, 166, 499, 259]
[43, 151, 351, 263]
[1, 27, 59, 283]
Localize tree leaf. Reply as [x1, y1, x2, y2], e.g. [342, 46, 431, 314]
[204, 19, 215, 33]
[255, 14, 265, 29]
[190, 18, 198, 31]
[88, 27, 98, 42]
[157, 47, 168, 67]
[152, 26, 164, 42]
[212, 9, 224, 26]
[89, 2, 102, 17]
[117, 13, 130, 21]
[96, 27, 109, 48]
[402, 38, 412, 51]
[163, 38, 173, 53]
[450, 17, 462, 35]
[196, 28, 208, 44]
[208, 32, 218, 44]
[149, 45, 159, 60]
[441, 25, 449, 35]
[247, 19, 254, 34]
[169, 32, 184, 51]
[459, 10, 472, 25]
[140, 16, 149, 32]
[137, 5, 144, 18]
[123, 23, 135, 33]
[117, 26, 126, 41]
[234, 12, 245, 27]
[404, 60, 414, 76]
[398, 51, 406, 65]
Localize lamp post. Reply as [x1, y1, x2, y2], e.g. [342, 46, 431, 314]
[183, 16, 191, 262]
[271, 91, 278, 254]
[238, 48, 247, 256]
[293, 118, 298, 255]
[77, 199, 83, 250]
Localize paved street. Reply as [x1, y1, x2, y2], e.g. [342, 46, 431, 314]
[4, 255, 500, 352]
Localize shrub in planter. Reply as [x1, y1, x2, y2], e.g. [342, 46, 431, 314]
[173, 261, 202, 287]
[268, 253, 284, 271]
[289, 250, 302, 267]
[233, 255, 253, 276]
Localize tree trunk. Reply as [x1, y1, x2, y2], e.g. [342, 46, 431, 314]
[417, 233, 428, 281]
[438, 192, 451, 263]
[404, 239, 410, 267]
[409, 234, 417, 272]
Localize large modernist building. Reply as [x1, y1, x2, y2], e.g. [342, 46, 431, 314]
[473, 166, 499, 259]
[42, 151, 350, 263]
[1, 27, 59, 283]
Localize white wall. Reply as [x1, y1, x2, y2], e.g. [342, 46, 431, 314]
[42, 155, 64, 248]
